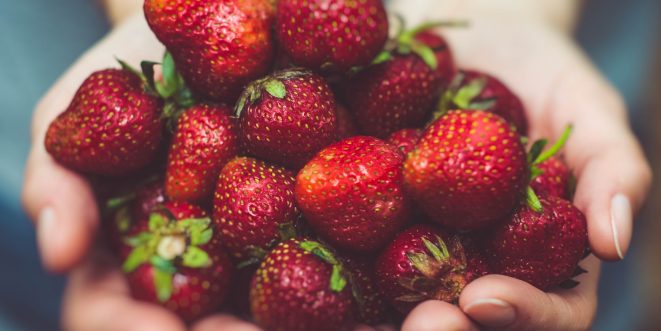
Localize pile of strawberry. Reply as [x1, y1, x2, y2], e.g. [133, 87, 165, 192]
[45, 0, 588, 330]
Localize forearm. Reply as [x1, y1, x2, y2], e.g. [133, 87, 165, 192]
[102, 0, 143, 26]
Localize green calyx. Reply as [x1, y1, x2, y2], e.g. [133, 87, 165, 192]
[299, 240, 348, 293]
[432, 72, 496, 122]
[234, 68, 309, 118]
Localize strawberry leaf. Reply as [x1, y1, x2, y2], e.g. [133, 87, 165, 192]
[422, 237, 448, 262]
[106, 193, 136, 210]
[528, 139, 548, 165]
[149, 213, 168, 231]
[182, 246, 212, 268]
[153, 268, 174, 302]
[526, 186, 543, 213]
[114, 206, 132, 232]
[371, 51, 393, 65]
[123, 245, 152, 273]
[190, 228, 213, 246]
[330, 264, 348, 292]
[406, 252, 435, 277]
[151, 255, 177, 274]
[264, 79, 287, 99]
[410, 41, 437, 70]
[124, 232, 153, 247]
[453, 77, 486, 109]
[300, 241, 338, 265]
[535, 125, 573, 164]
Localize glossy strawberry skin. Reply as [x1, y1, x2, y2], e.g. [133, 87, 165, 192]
[344, 258, 389, 325]
[250, 239, 356, 331]
[531, 157, 571, 199]
[144, 0, 275, 103]
[336, 104, 359, 140]
[275, 0, 388, 72]
[459, 233, 491, 282]
[404, 110, 528, 230]
[485, 196, 588, 290]
[341, 31, 455, 138]
[165, 104, 239, 202]
[387, 128, 423, 156]
[212, 157, 299, 261]
[45, 69, 164, 176]
[296, 136, 411, 253]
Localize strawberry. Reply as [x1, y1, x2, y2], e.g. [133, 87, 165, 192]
[165, 104, 239, 202]
[275, 0, 388, 72]
[386, 128, 422, 156]
[236, 69, 338, 169]
[344, 258, 389, 325]
[375, 225, 467, 314]
[403, 110, 528, 230]
[336, 104, 359, 140]
[531, 156, 572, 200]
[485, 195, 588, 290]
[296, 136, 411, 252]
[123, 201, 233, 322]
[341, 28, 455, 138]
[45, 67, 164, 176]
[436, 70, 528, 135]
[250, 239, 356, 331]
[144, 0, 276, 103]
[459, 233, 491, 282]
[212, 157, 300, 262]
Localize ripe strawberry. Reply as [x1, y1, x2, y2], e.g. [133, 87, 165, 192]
[275, 0, 388, 72]
[387, 128, 423, 156]
[296, 136, 411, 252]
[459, 233, 491, 282]
[375, 225, 467, 314]
[485, 195, 588, 290]
[123, 201, 233, 322]
[344, 258, 389, 325]
[212, 157, 300, 262]
[531, 157, 571, 200]
[341, 29, 455, 138]
[144, 0, 275, 103]
[250, 239, 356, 331]
[236, 69, 338, 168]
[436, 70, 528, 135]
[336, 104, 359, 140]
[165, 104, 239, 202]
[404, 110, 528, 230]
[45, 68, 164, 176]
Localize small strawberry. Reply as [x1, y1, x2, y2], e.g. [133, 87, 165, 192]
[144, 0, 276, 103]
[296, 136, 411, 252]
[236, 69, 338, 169]
[250, 239, 356, 331]
[404, 110, 528, 230]
[531, 157, 572, 200]
[212, 157, 300, 262]
[45, 66, 164, 176]
[375, 225, 467, 314]
[123, 201, 233, 322]
[275, 0, 388, 72]
[387, 128, 423, 156]
[165, 104, 239, 202]
[336, 104, 359, 140]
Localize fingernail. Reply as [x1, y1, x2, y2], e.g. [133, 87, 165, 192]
[464, 298, 516, 327]
[37, 208, 57, 264]
[610, 193, 632, 260]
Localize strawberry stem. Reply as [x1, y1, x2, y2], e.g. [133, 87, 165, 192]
[534, 125, 573, 165]
[526, 186, 543, 212]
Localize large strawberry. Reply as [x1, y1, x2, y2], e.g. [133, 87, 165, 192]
[236, 69, 338, 168]
[275, 0, 388, 72]
[404, 110, 528, 230]
[250, 239, 356, 331]
[296, 136, 411, 253]
[144, 0, 275, 103]
[212, 157, 300, 263]
[45, 66, 164, 176]
[375, 225, 467, 314]
[165, 104, 239, 202]
[387, 128, 423, 156]
[123, 201, 233, 322]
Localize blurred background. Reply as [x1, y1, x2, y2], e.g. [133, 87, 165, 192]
[0, 0, 658, 330]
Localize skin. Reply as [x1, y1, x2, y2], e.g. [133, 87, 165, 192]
[21, 0, 651, 330]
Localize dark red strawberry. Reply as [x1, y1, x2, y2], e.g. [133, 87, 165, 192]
[436, 70, 528, 135]
[341, 29, 455, 138]
[531, 157, 571, 200]
[336, 104, 359, 140]
[212, 157, 299, 262]
[459, 233, 491, 282]
[296, 136, 411, 252]
[250, 239, 356, 331]
[123, 201, 233, 322]
[344, 258, 389, 325]
[404, 110, 528, 230]
[275, 0, 388, 72]
[387, 128, 423, 156]
[144, 0, 275, 103]
[485, 195, 588, 290]
[45, 67, 164, 176]
[375, 225, 467, 314]
[165, 104, 239, 202]
[236, 69, 338, 168]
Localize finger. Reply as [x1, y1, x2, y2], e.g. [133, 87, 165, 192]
[192, 315, 263, 331]
[460, 255, 600, 331]
[402, 300, 480, 331]
[62, 251, 186, 331]
[354, 326, 397, 331]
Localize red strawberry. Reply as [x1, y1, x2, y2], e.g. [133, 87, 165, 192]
[375, 225, 467, 314]
[45, 68, 164, 176]
[404, 110, 528, 230]
[344, 258, 389, 325]
[437, 70, 528, 135]
[531, 157, 571, 200]
[250, 239, 356, 331]
[336, 104, 359, 140]
[123, 201, 233, 322]
[341, 29, 455, 138]
[236, 69, 338, 168]
[296, 136, 411, 252]
[212, 157, 300, 262]
[387, 128, 423, 156]
[459, 233, 491, 282]
[144, 0, 275, 103]
[165, 104, 239, 202]
[275, 0, 388, 72]
[485, 195, 588, 290]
